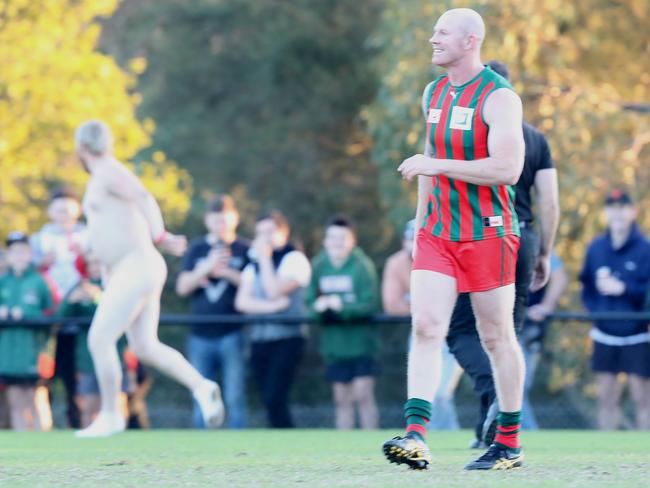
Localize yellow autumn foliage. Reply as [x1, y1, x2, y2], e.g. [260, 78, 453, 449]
[0, 0, 192, 237]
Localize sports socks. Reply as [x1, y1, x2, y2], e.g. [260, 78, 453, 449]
[494, 411, 522, 453]
[404, 398, 432, 442]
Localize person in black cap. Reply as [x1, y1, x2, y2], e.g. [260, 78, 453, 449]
[580, 189, 650, 430]
[0, 231, 55, 430]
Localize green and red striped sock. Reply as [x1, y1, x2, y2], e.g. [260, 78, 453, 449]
[494, 411, 521, 453]
[404, 398, 432, 442]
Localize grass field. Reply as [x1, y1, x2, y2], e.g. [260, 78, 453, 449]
[1, 430, 648, 487]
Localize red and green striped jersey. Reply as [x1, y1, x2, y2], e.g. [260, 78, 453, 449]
[421, 66, 520, 242]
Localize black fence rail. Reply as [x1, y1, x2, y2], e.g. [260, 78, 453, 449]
[2, 310, 650, 328]
[3, 311, 647, 429]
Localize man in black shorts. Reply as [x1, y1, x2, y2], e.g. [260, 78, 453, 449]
[447, 60, 560, 446]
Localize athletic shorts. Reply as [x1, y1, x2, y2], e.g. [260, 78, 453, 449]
[591, 341, 650, 378]
[412, 229, 520, 293]
[325, 357, 378, 383]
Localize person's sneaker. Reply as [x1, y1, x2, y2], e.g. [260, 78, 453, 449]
[75, 412, 126, 438]
[464, 444, 524, 470]
[382, 433, 432, 470]
[193, 380, 225, 428]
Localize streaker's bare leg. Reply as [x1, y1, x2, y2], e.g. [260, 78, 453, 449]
[76, 254, 153, 437]
[128, 289, 225, 427]
[87, 269, 146, 417]
[126, 293, 203, 391]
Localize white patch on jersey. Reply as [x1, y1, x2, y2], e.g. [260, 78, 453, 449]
[427, 108, 442, 124]
[319, 275, 354, 294]
[449, 106, 475, 131]
[483, 216, 504, 228]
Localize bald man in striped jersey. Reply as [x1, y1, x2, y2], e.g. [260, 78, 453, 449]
[382, 8, 526, 471]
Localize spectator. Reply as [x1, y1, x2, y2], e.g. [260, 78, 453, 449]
[176, 195, 249, 429]
[382, 219, 462, 430]
[235, 210, 311, 428]
[520, 252, 568, 429]
[307, 216, 380, 429]
[382, 220, 415, 316]
[57, 252, 129, 427]
[0, 231, 55, 430]
[580, 189, 650, 430]
[31, 188, 88, 298]
[31, 188, 88, 429]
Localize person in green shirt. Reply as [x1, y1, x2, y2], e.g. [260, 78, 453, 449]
[58, 252, 129, 428]
[0, 231, 54, 430]
[306, 216, 380, 429]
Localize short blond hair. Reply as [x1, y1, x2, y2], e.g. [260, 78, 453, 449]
[75, 120, 114, 155]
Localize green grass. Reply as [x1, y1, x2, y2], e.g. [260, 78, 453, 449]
[1, 430, 648, 487]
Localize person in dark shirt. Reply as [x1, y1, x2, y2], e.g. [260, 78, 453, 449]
[176, 195, 249, 429]
[446, 60, 560, 447]
[580, 189, 650, 430]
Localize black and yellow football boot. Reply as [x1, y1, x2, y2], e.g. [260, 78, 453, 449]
[382, 433, 432, 470]
[464, 444, 524, 470]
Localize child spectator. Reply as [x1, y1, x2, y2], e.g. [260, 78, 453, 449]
[0, 232, 55, 430]
[307, 216, 380, 429]
[31, 188, 88, 428]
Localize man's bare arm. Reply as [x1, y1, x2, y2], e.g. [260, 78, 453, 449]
[534, 168, 560, 257]
[102, 162, 165, 240]
[399, 89, 525, 186]
[529, 167, 560, 291]
[415, 137, 435, 230]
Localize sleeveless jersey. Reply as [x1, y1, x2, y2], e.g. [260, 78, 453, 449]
[421, 66, 520, 242]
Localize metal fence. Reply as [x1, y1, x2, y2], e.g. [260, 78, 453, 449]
[2, 312, 648, 429]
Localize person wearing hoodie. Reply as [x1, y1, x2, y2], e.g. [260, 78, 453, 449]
[0, 231, 55, 430]
[580, 189, 650, 430]
[307, 216, 380, 429]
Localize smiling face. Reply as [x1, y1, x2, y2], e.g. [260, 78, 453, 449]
[429, 9, 484, 68]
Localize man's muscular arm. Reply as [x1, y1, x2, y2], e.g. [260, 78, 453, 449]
[399, 88, 525, 186]
[414, 138, 434, 231]
[101, 162, 186, 255]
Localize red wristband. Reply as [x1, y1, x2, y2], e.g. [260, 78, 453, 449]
[154, 231, 168, 246]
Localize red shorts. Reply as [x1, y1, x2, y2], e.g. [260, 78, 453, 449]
[412, 229, 519, 293]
